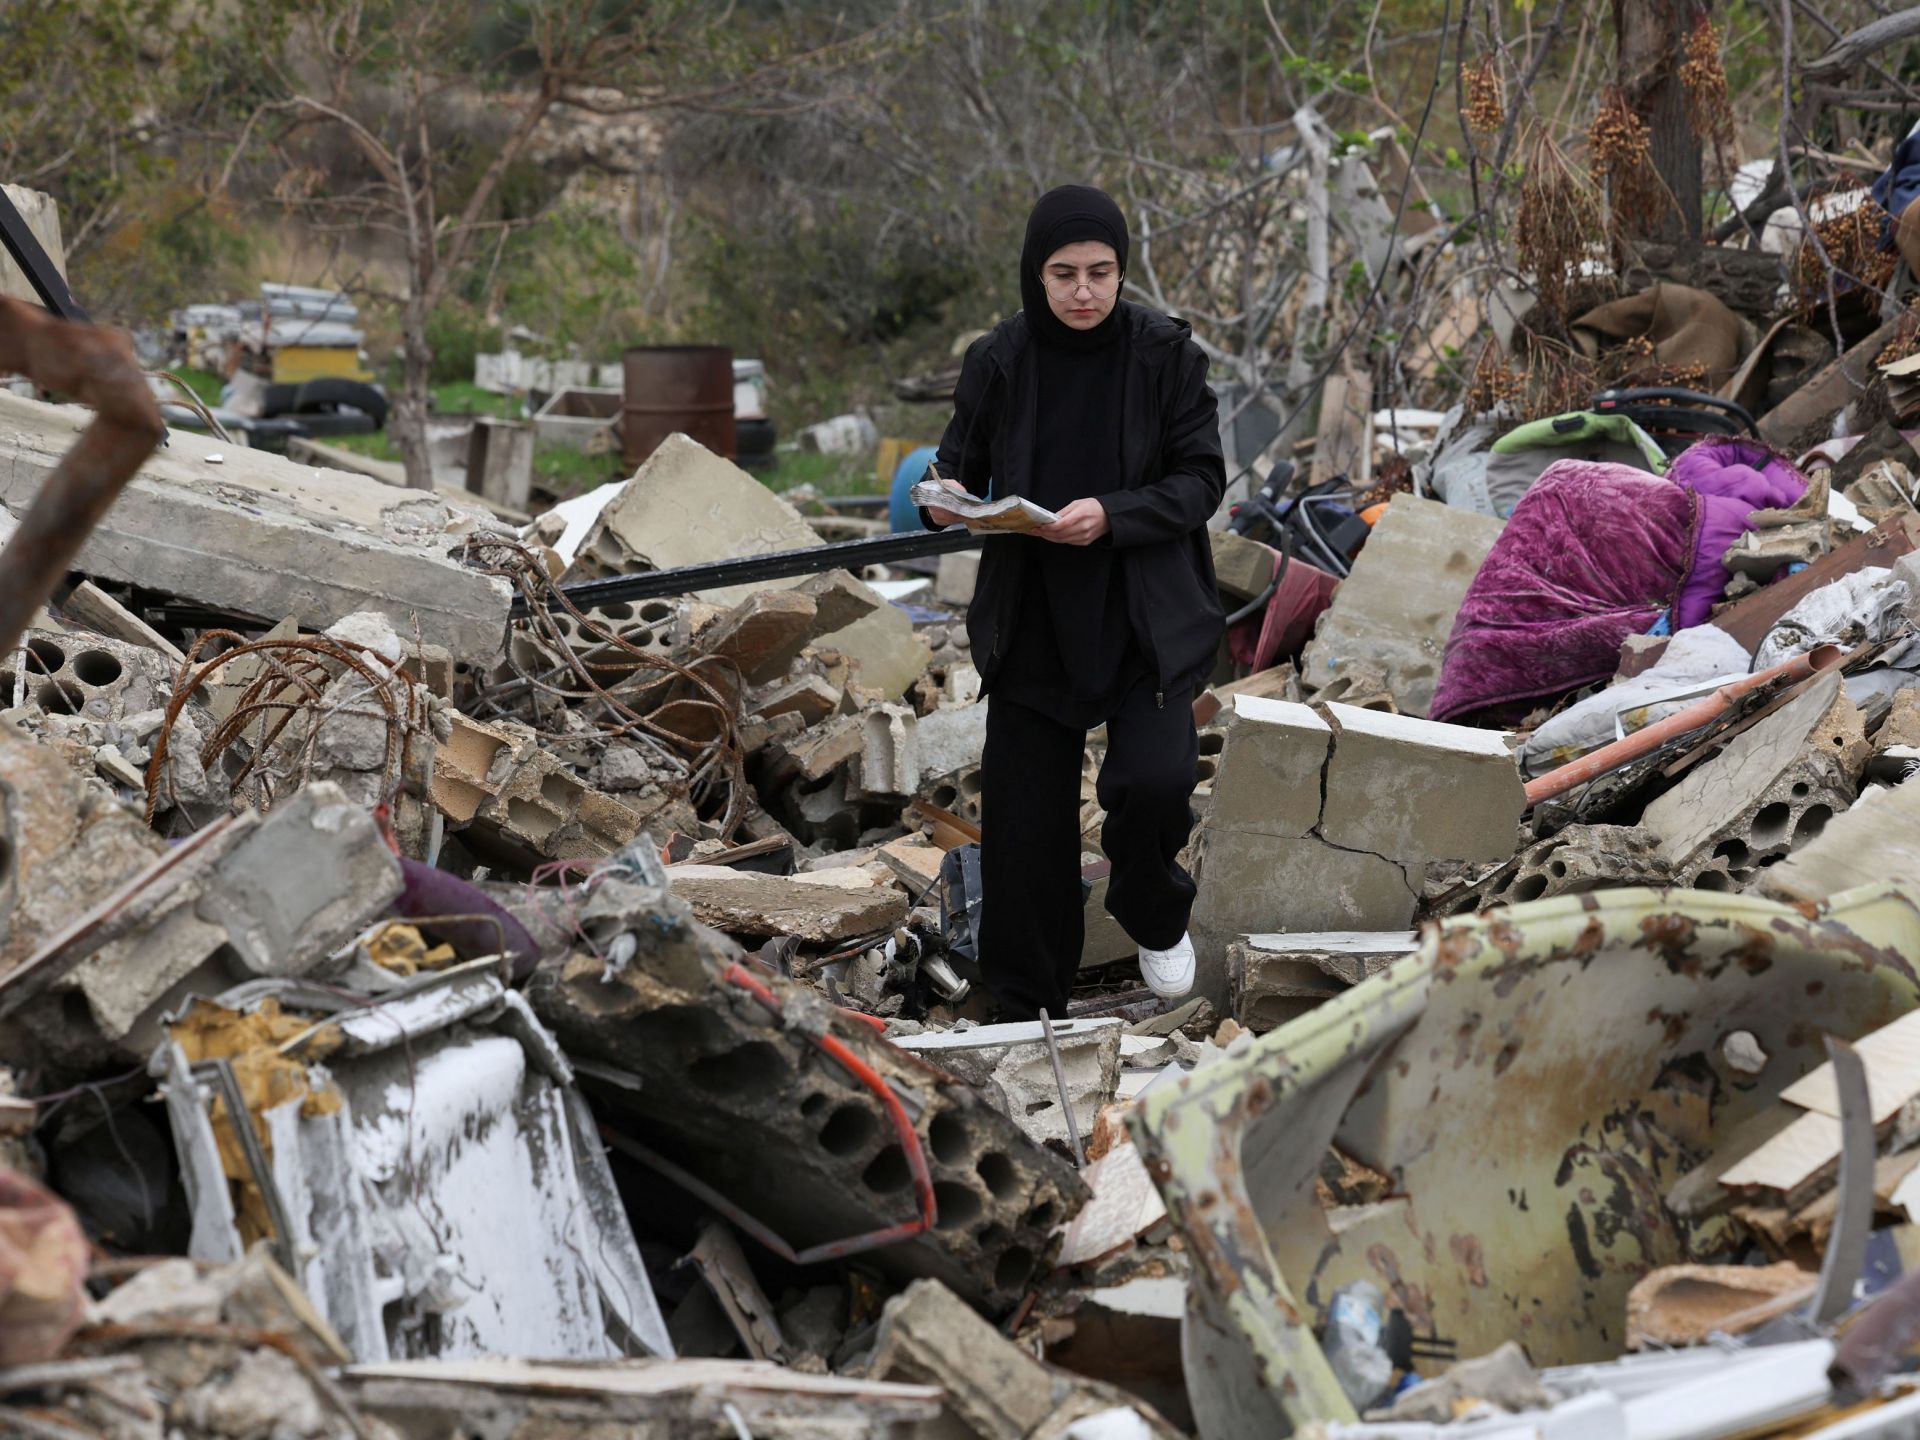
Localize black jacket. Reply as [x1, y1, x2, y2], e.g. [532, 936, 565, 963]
[933, 301, 1227, 700]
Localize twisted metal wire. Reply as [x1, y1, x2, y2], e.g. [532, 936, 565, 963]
[456, 536, 748, 839]
[145, 631, 429, 823]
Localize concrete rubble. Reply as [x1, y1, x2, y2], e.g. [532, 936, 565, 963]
[17, 140, 1920, 1440]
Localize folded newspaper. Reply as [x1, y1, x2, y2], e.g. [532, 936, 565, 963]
[909, 476, 1057, 534]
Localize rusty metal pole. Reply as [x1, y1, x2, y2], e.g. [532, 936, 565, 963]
[0, 297, 165, 663]
[1524, 644, 1845, 806]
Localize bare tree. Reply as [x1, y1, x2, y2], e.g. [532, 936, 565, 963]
[238, 1, 891, 488]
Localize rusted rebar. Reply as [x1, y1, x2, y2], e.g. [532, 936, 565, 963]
[0, 297, 164, 663]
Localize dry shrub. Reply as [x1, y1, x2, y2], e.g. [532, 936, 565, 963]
[1467, 337, 1523, 416]
[1463, 55, 1504, 136]
[1514, 135, 1603, 312]
[1680, 17, 1734, 153]
[1589, 88, 1663, 233]
[1790, 186, 1896, 315]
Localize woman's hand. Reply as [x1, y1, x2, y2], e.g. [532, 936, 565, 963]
[1039, 497, 1110, 546]
[926, 475, 969, 528]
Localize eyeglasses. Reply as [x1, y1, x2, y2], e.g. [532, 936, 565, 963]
[1040, 269, 1121, 301]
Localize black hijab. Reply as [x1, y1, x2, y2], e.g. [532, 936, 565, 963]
[1019, 185, 1129, 352]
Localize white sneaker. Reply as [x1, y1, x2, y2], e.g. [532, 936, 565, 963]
[1139, 932, 1195, 1002]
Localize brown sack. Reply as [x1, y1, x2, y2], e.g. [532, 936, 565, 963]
[1573, 282, 1746, 387]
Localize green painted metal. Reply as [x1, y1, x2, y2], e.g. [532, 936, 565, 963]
[1129, 882, 1920, 1438]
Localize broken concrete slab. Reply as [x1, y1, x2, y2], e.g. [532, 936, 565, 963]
[666, 865, 908, 943]
[893, 1018, 1123, 1150]
[695, 588, 819, 685]
[1299, 494, 1504, 717]
[1191, 836, 1417, 1003]
[1640, 670, 1860, 884]
[753, 673, 842, 727]
[1318, 703, 1523, 863]
[530, 888, 1087, 1315]
[564, 433, 826, 605]
[195, 782, 404, 978]
[0, 390, 512, 662]
[1228, 932, 1418, 1033]
[916, 703, 988, 783]
[1202, 697, 1330, 840]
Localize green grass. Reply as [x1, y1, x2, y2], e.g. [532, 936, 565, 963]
[535, 444, 621, 498]
[432, 381, 519, 417]
[327, 431, 401, 463]
[165, 367, 226, 407]
[761, 447, 882, 498]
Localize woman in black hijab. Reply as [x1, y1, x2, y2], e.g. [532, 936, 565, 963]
[924, 184, 1226, 1020]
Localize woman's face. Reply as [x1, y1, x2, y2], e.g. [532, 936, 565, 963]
[1040, 240, 1120, 330]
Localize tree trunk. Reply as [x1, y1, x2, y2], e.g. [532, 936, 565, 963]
[1613, 0, 1707, 250]
[394, 299, 434, 490]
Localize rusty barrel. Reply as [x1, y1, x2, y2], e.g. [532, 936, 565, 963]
[622, 345, 735, 468]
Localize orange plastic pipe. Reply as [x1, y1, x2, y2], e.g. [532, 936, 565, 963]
[1524, 643, 1844, 806]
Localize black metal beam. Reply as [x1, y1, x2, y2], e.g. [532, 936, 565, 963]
[512, 527, 984, 616]
[0, 187, 88, 323]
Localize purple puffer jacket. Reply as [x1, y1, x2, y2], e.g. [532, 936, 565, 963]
[1429, 438, 1810, 725]
[1664, 439, 1809, 630]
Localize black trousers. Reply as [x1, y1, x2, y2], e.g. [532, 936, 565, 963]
[977, 683, 1200, 1020]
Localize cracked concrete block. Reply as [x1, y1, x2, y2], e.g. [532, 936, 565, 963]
[666, 865, 908, 943]
[1758, 779, 1920, 903]
[1300, 494, 1504, 717]
[5, 629, 172, 724]
[696, 589, 820, 685]
[1318, 703, 1524, 863]
[917, 704, 988, 783]
[431, 713, 646, 865]
[1641, 671, 1859, 887]
[1204, 697, 1330, 840]
[852, 705, 918, 799]
[529, 891, 1086, 1315]
[0, 391, 512, 661]
[861, 1279, 1181, 1440]
[195, 782, 405, 978]
[894, 1019, 1123, 1150]
[1191, 831, 1417, 1002]
[1228, 931, 1419, 1033]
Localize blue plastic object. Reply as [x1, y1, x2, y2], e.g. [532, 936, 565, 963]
[890, 445, 941, 533]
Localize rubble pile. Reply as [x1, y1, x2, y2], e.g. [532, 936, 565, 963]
[16, 122, 1920, 1440]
